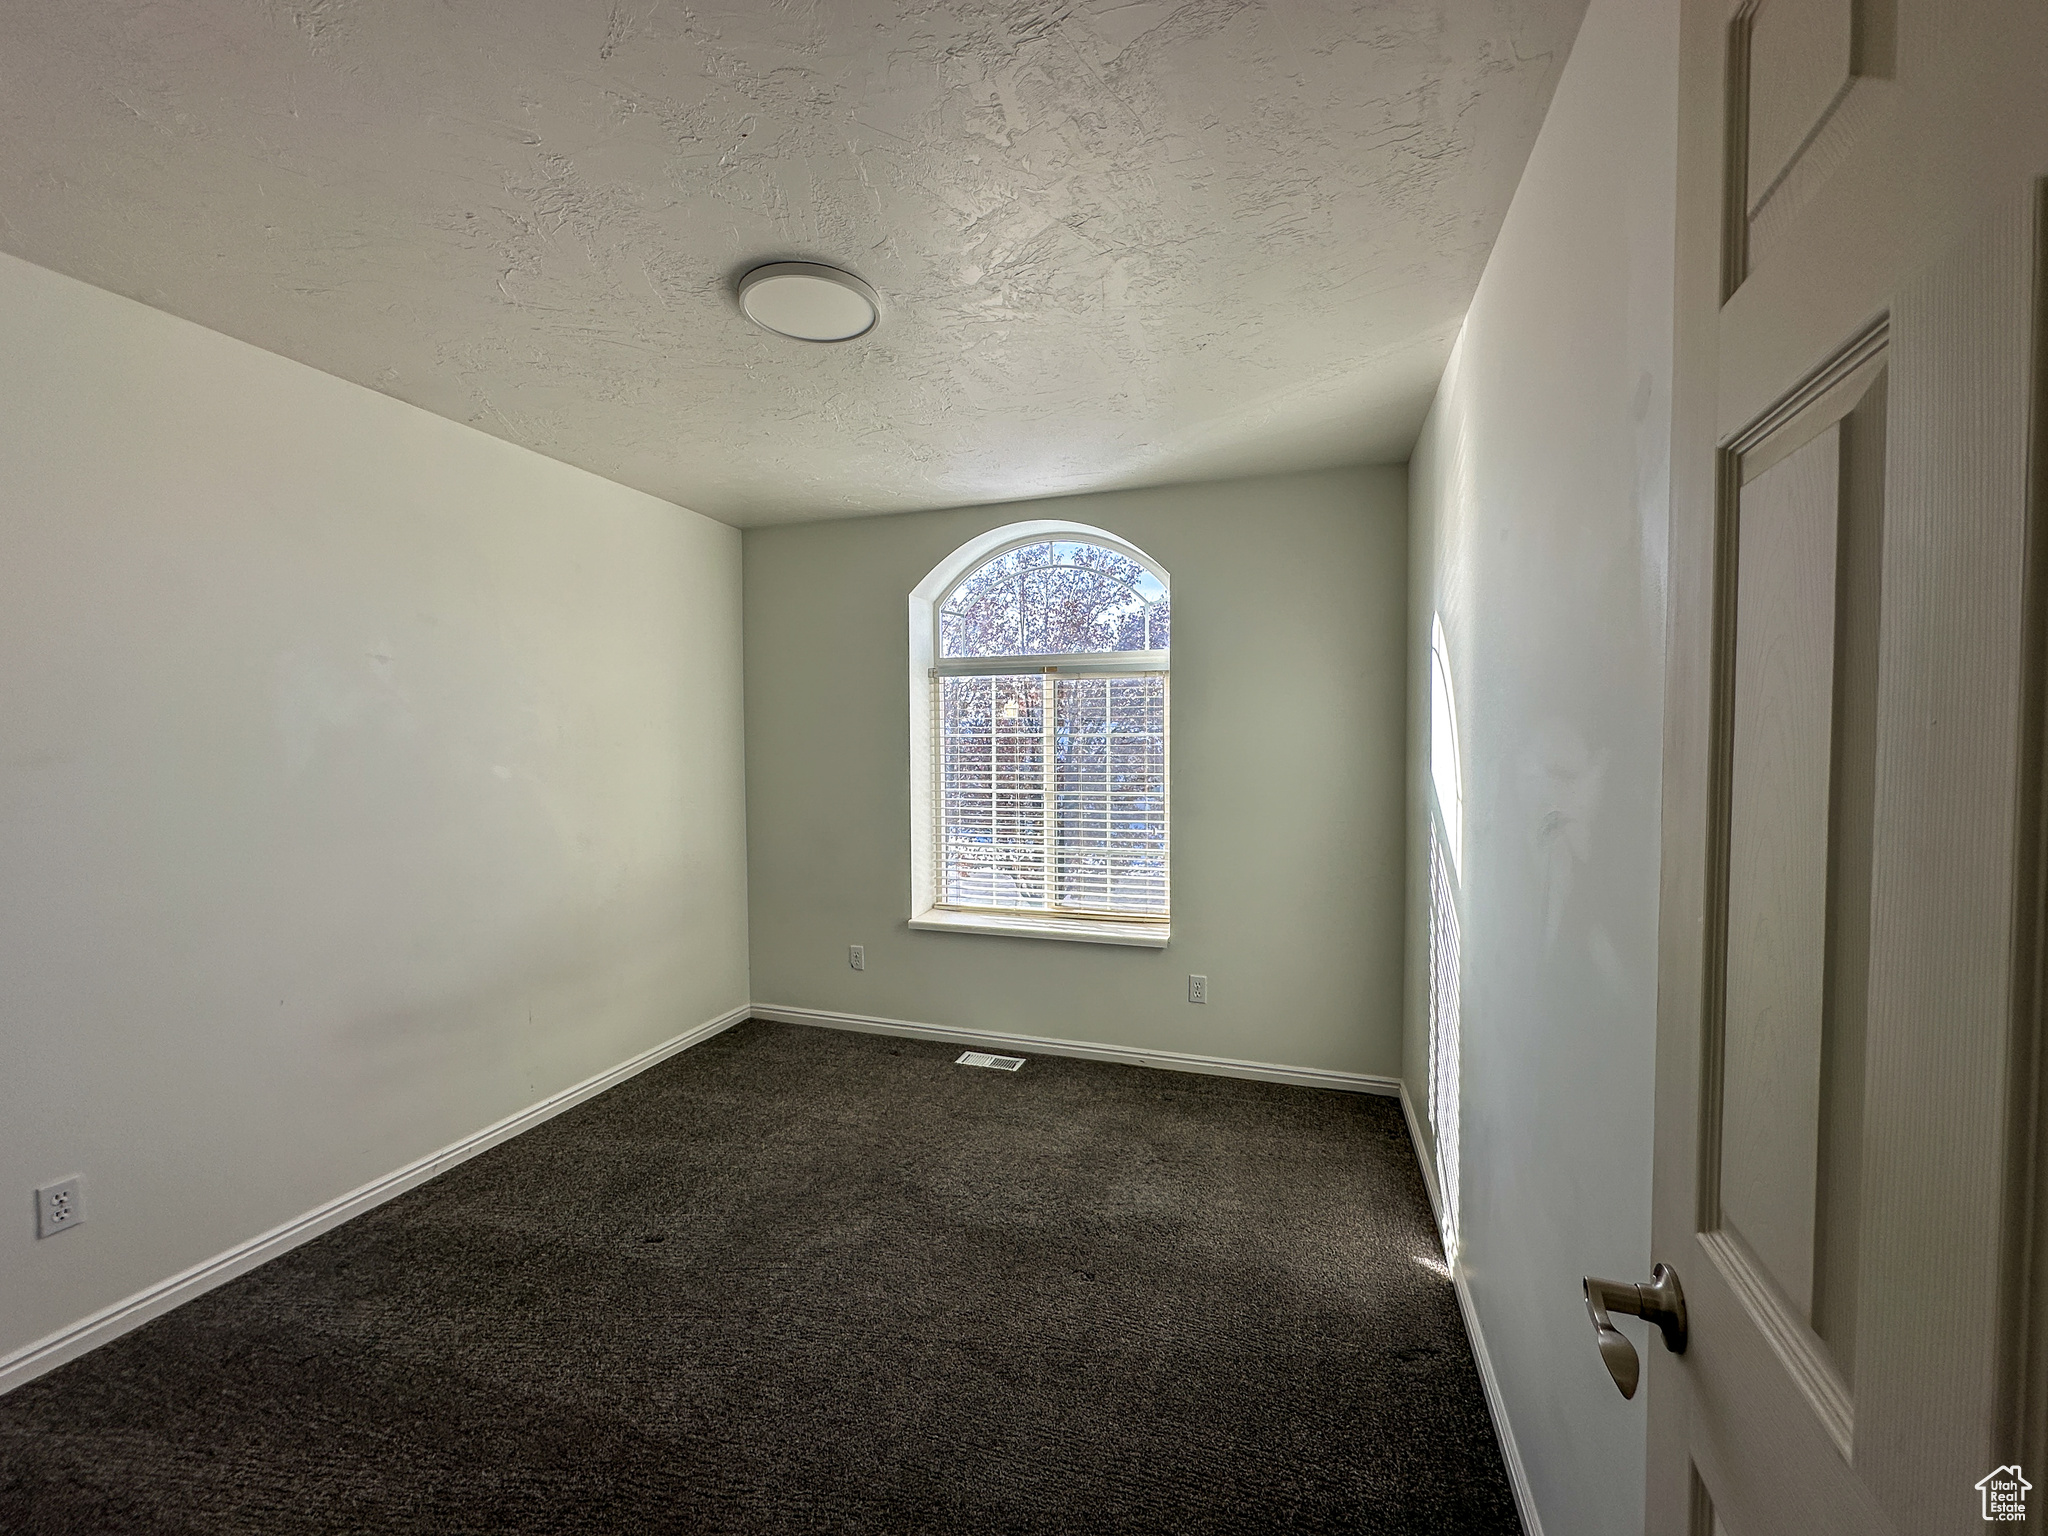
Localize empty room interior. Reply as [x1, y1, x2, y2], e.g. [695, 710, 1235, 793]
[5, 2, 2048, 1533]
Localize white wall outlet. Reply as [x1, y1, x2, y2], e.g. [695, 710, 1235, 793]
[849, 944, 865, 971]
[1188, 974, 1207, 1004]
[36, 1177, 83, 1237]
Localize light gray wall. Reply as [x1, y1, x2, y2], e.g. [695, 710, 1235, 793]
[1404, 0, 1676, 1532]
[745, 468, 1407, 1077]
[0, 251, 749, 1368]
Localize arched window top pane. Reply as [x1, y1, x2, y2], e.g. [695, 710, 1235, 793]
[940, 539, 1170, 658]
[1429, 614, 1463, 875]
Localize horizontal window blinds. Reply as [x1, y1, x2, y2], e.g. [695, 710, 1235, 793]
[937, 671, 1168, 919]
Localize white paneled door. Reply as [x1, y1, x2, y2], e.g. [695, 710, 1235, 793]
[1648, 3, 2048, 1534]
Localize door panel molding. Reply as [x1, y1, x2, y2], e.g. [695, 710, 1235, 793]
[1700, 1229, 1853, 1457]
[1698, 321, 1890, 1254]
[1728, 317, 1886, 464]
[1697, 326, 1888, 1464]
[1724, 0, 1897, 296]
[1684, 1235, 1892, 1534]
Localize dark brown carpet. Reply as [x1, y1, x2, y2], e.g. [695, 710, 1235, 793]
[0, 1019, 1520, 1534]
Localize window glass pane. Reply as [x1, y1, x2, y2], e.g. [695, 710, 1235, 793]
[941, 540, 1168, 658]
[938, 673, 1046, 909]
[1429, 615, 1463, 874]
[937, 671, 1168, 918]
[1053, 674, 1168, 914]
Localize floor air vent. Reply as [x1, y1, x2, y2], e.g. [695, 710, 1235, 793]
[956, 1051, 1026, 1071]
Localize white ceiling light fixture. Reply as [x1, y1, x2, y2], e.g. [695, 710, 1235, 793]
[738, 262, 880, 343]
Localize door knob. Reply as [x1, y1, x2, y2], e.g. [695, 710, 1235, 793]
[1582, 1263, 1688, 1399]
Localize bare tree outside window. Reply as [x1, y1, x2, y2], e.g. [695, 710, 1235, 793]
[932, 538, 1168, 923]
[939, 540, 1170, 658]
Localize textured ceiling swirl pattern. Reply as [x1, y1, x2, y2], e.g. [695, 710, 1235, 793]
[0, 0, 1585, 524]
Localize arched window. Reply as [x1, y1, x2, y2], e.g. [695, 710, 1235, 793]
[908, 523, 1170, 946]
[1429, 613, 1464, 873]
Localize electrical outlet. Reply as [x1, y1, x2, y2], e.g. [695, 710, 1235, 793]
[36, 1177, 83, 1238]
[1188, 974, 1207, 1005]
[849, 945, 865, 971]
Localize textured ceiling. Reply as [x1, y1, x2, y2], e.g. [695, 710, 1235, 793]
[0, 0, 1585, 525]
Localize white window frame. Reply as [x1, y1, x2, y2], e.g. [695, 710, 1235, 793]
[908, 520, 1170, 947]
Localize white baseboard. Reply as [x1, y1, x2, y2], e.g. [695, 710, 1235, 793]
[752, 1003, 1403, 1097]
[1398, 1083, 1543, 1536]
[0, 1003, 750, 1397]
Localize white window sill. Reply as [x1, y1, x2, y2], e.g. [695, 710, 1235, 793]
[908, 908, 1170, 948]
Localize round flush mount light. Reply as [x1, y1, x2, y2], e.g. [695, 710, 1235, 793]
[738, 262, 880, 342]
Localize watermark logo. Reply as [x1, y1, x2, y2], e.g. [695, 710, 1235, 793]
[1978, 1465, 2031, 1522]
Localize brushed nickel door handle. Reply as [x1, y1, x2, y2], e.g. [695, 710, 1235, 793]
[1582, 1263, 1688, 1399]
